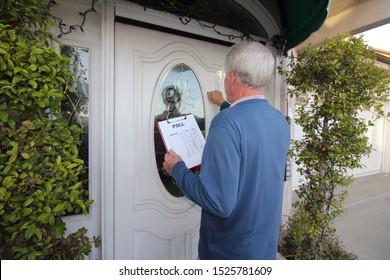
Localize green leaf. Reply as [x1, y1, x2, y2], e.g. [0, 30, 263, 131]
[56, 155, 62, 165]
[7, 59, 14, 68]
[31, 47, 44, 55]
[37, 212, 50, 222]
[48, 91, 63, 98]
[56, 76, 65, 83]
[25, 225, 36, 240]
[45, 183, 52, 191]
[67, 163, 78, 169]
[29, 54, 37, 63]
[32, 91, 44, 97]
[36, 99, 45, 108]
[72, 182, 83, 190]
[8, 119, 16, 128]
[22, 208, 33, 216]
[29, 79, 38, 89]
[73, 158, 84, 164]
[52, 222, 66, 238]
[21, 153, 30, 159]
[12, 75, 22, 84]
[10, 141, 18, 150]
[76, 199, 86, 211]
[2, 176, 13, 188]
[8, 154, 17, 163]
[0, 111, 9, 122]
[52, 203, 66, 213]
[29, 64, 37, 71]
[38, 65, 50, 72]
[0, 80, 11, 85]
[70, 190, 79, 202]
[34, 227, 42, 240]
[27, 251, 42, 260]
[3, 165, 11, 174]
[14, 67, 24, 73]
[23, 198, 34, 207]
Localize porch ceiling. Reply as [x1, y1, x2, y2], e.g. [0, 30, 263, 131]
[296, 0, 390, 52]
[123, 0, 331, 53]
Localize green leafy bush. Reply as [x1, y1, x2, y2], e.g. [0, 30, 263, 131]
[0, 0, 99, 259]
[278, 33, 390, 259]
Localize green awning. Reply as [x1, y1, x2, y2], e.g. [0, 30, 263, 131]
[278, 0, 331, 52]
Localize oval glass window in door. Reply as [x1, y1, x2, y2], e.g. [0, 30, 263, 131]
[154, 64, 205, 197]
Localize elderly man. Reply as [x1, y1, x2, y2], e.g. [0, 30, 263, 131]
[163, 42, 290, 260]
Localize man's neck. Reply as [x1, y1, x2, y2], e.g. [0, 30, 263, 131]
[229, 85, 266, 107]
[229, 85, 263, 103]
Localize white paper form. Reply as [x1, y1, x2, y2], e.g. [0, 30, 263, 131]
[157, 114, 205, 169]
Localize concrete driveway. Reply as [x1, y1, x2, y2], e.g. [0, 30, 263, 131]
[335, 174, 390, 260]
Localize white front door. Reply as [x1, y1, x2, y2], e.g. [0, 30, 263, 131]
[114, 22, 228, 259]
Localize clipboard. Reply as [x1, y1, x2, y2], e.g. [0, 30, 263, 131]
[157, 114, 205, 170]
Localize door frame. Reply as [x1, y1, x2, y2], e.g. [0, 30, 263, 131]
[101, 1, 116, 260]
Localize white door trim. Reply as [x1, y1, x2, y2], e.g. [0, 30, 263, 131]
[102, 0, 289, 259]
[234, 0, 280, 37]
[101, 0, 116, 260]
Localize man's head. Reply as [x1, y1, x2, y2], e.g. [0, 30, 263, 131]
[224, 42, 275, 91]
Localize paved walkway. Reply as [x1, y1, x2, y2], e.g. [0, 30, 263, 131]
[334, 173, 390, 259]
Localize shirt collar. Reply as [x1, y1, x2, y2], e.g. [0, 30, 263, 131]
[230, 95, 266, 107]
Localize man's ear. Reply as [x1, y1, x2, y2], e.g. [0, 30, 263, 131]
[230, 71, 238, 86]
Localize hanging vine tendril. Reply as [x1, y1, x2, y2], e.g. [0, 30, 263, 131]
[45, 0, 285, 53]
[47, 0, 98, 38]
[133, 0, 279, 47]
[178, 15, 258, 42]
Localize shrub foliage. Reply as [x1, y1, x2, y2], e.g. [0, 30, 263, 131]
[0, 0, 99, 259]
[279, 34, 390, 259]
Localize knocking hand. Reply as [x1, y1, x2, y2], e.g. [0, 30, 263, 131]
[163, 149, 183, 176]
[207, 90, 226, 106]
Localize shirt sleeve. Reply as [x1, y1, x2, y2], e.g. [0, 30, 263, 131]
[220, 101, 231, 111]
[171, 123, 240, 218]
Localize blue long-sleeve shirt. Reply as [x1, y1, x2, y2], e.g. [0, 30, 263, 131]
[172, 98, 290, 259]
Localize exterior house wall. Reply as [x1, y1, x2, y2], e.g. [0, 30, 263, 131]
[290, 96, 390, 190]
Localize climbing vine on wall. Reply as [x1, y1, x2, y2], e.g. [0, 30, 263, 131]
[48, 0, 98, 38]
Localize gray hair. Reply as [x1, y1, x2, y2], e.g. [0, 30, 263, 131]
[224, 42, 275, 89]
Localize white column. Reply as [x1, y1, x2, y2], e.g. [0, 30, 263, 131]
[101, 0, 115, 260]
[382, 98, 390, 174]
